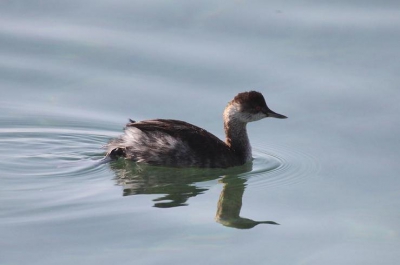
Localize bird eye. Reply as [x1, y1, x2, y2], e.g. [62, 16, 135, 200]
[255, 106, 261, 111]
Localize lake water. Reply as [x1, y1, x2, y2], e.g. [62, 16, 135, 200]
[1, 1, 400, 264]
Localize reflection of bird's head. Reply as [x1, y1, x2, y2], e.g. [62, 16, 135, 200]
[216, 217, 279, 229]
[215, 174, 279, 229]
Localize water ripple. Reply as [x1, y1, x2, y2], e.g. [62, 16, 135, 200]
[0, 126, 115, 182]
[0, 122, 122, 224]
[242, 142, 320, 189]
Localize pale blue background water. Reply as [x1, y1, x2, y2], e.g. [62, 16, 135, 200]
[1, 1, 400, 264]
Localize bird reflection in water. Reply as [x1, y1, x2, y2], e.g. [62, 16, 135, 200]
[216, 175, 278, 229]
[109, 159, 278, 229]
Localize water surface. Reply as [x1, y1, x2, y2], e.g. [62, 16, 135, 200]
[1, 1, 400, 264]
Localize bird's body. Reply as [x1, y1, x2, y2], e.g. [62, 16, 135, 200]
[105, 91, 287, 168]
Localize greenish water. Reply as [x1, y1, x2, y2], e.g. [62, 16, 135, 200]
[1, 1, 400, 264]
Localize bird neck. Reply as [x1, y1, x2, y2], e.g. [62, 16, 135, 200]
[223, 106, 252, 162]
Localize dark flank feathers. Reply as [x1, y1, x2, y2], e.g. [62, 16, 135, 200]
[107, 119, 242, 168]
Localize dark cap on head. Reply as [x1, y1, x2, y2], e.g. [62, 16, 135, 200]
[232, 91, 266, 106]
[232, 91, 287, 119]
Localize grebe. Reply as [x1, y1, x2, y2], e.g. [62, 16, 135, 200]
[105, 91, 287, 168]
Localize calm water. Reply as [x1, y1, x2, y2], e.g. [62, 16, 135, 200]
[1, 1, 400, 264]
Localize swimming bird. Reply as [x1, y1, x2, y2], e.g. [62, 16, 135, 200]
[105, 91, 287, 168]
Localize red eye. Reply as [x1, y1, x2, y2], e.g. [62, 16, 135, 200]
[255, 106, 261, 111]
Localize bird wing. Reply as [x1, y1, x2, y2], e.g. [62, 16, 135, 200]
[125, 119, 236, 164]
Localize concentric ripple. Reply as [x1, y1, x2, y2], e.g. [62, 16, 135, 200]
[241, 142, 321, 190]
[0, 118, 122, 207]
[0, 127, 114, 179]
[0, 120, 123, 224]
